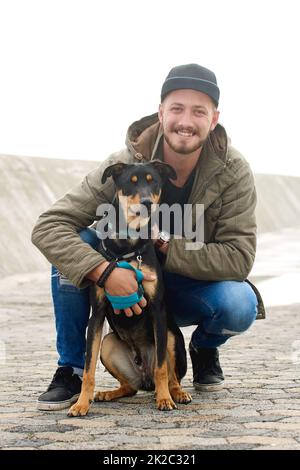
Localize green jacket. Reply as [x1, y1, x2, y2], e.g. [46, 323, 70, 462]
[32, 113, 263, 315]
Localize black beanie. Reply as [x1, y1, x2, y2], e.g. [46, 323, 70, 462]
[161, 63, 220, 107]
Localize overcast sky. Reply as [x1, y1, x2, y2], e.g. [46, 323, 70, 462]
[0, 0, 299, 176]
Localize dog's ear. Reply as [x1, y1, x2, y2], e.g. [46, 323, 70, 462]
[149, 160, 177, 181]
[101, 163, 127, 184]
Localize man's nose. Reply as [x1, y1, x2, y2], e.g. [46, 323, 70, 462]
[178, 109, 194, 127]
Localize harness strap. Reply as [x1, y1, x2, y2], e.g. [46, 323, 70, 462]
[98, 238, 146, 262]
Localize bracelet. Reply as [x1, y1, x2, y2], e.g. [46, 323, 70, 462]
[96, 261, 118, 288]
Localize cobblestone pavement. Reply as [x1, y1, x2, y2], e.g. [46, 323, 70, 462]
[1, 271, 300, 450]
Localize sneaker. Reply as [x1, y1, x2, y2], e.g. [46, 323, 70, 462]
[189, 343, 224, 391]
[37, 366, 82, 411]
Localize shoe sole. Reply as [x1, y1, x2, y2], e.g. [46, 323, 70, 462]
[193, 381, 224, 392]
[37, 393, 80, 411]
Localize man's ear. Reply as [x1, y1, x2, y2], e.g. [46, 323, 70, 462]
[210, 110, 220, 132]
[101, 163, 127, 184]
[149, 160, 177, 181]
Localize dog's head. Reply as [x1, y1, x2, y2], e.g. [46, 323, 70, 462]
[101, 161, 177, 231]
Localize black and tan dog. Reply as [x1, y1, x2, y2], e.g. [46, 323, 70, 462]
[68, 161, 192, 416]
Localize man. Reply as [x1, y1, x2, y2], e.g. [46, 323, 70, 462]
[32, 64, 264, 411]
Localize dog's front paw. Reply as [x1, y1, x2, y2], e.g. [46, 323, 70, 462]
[94, 390, 112, 401]
[156, 397, 177, 411]
[172, 389, 192, 404]
[67, 399, 91, 417]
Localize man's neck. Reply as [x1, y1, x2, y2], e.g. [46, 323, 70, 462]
[162, 140, 202, 188]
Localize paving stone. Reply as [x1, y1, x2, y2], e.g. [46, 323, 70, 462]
[3, 447, 38, 450]
[58, 418, 116, 428]
[1, 273, 300, 450]
[256, 444, 300, 450]
[159, 436, 227, 447]
[259, 409, 300, 417]
[244, 421, 300, 431]
[281, 417, 300, 423]
[227, 436, 297, 446]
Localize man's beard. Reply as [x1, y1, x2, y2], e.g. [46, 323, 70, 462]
[164, 130, 209, 155]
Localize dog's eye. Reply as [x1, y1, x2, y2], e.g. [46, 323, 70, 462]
[146, 174, 153, 182]
[131, 175, 138, 183]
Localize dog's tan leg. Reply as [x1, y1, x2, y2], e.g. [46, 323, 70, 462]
[154, 360, 177, 411]
[94, 333, 138, 402]
[153, 322, 177, 411]
[68, 328, 102, 417]
[167, 332, 192, 404]
[68, 294, 105, 417]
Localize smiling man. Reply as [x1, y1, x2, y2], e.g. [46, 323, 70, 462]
[32, 63, 265, 410]
[160, 90, 219, 155]
[158, 87, 219, 188]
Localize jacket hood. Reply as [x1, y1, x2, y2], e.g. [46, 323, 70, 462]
[125, 113, 229, 163]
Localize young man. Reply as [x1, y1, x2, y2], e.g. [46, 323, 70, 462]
[32, 64, 264, 410]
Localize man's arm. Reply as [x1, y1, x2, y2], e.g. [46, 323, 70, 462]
[164, 162, 257, 281]
[31, 154, 157, 317]
[31, 165, 115, 289]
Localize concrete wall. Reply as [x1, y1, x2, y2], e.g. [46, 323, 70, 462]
[0, 155, 98, 276]
[1, 154, 299, 276]
[254, 173, 300, 234]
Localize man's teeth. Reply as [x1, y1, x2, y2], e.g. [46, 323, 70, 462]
[177, 130, 194, 137]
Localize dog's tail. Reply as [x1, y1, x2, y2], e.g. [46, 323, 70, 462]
[174, 327, 188, 381]
[167, 313, 188, 381]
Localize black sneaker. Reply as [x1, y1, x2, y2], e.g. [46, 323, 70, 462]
[189, 343, 224, 391]
[37, 366, 82, 410]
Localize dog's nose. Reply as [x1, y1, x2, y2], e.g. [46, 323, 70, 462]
[140, 198, 153, 211]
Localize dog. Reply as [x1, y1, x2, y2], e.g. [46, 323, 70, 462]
[68, 160, 192, 416]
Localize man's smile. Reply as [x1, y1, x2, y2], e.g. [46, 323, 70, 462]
[176, 130, 194, 137]
[175, 128, 197, 138]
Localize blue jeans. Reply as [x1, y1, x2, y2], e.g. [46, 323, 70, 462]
[52, 228, 258, 370]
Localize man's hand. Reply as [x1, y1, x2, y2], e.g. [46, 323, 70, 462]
[105, 267, 156, 317]
[152, 225, 170, 256]
[157, 242, 169, 256]
[86, 262, 156, 317]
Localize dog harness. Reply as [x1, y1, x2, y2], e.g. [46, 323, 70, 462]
[105, 261, 144, 310]
[98, 238, 147, 264]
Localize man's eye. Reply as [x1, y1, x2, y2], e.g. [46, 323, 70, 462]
[171, 107, 181, 112]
